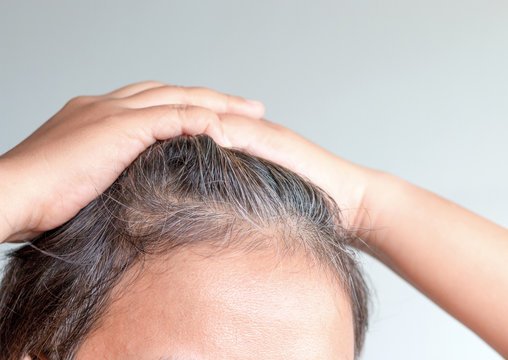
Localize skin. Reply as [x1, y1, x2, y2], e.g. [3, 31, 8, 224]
[219, 116, 508, 357]
[75, 247, 354, 360]
[1, 81, 508, 357]
[0, 82, 265, 242]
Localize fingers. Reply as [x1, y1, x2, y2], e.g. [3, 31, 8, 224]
[106, 81, 166, 98]
[116, 85, 265, 119]
[84, 82, 266, 150]
[123, 105, 232, 148]
[219, 114, 281, 151]
[218, 114, 255, 149]
[104, 81, 265, 119]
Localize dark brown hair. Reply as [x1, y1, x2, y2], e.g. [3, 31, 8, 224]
[0, 134, 369, 359]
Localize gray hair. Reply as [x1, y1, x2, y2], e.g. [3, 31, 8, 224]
[0, 134, 369, 359]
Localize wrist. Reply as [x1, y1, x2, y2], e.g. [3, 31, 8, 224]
[0, 161, 14, 243]
[349, 168, 406, 251]
[0, 157, 33, 243]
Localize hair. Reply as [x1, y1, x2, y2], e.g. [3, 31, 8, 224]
[0, 134, 369, 360]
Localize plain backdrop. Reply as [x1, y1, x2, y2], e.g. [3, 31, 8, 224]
[1, 1, 507, 359]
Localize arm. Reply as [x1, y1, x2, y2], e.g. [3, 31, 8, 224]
[0, 162, 19, 242]
[0, 81, 265, 244]
[359, 171, 508, 357]
[220, 115, 508, 357]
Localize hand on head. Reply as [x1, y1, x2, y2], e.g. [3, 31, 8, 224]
[0, 81, 267, 243]
[2, 81, 507, 357]
[0, 81, 373, 245]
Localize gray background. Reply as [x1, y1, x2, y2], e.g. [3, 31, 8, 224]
[1, 0, 507, 359]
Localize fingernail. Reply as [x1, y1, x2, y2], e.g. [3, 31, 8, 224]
[245, 99, 263, 107]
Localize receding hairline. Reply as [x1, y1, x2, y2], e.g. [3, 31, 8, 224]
[78, 238, 355, 359]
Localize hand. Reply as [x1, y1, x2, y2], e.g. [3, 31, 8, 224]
[219, 115, 380, 236]
[0, 81, 265, 243]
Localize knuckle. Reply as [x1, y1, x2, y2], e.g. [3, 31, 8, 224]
[168, 84, 185, 92]
[224, 94, 234, 107]
[91, 97, 118, 111]
[66, 95, 89, 107]
[173, 103, 189, 111]
[143, 80, 165, 87]
[175, 106, 188, 122]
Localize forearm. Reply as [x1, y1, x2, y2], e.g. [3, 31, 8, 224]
[358, 172, 508, 357]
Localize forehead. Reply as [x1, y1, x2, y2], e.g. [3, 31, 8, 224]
[76, 247, 355, 360]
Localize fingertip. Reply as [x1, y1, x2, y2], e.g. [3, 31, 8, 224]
[213, 120, 233, 148]
[245, 98, 263, 107]
[220, 133, 233, 148]
[245, 99, 265, 117]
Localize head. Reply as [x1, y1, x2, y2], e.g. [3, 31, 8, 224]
[0, 135, 369, 360]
